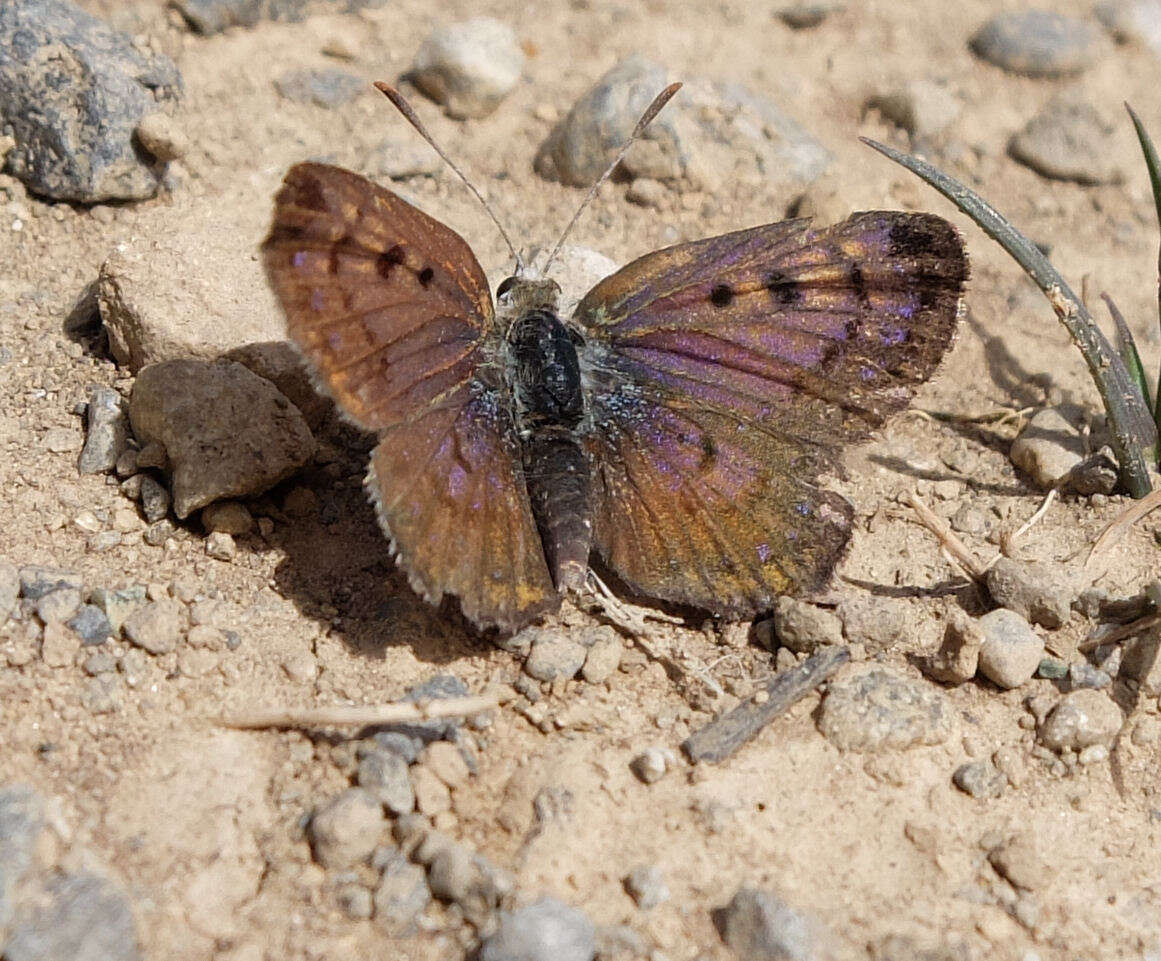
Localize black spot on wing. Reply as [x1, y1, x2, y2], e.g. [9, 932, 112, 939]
[376, 244, 406, 279]
[418, 266, 435, 287]
[765, 271, 801, 306]
[850, 264, 869, 306]
[710, 284, 734, 307]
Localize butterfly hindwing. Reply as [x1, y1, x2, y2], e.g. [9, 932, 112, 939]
[576, 212, 967, 613]
[263, 164, 556, 631]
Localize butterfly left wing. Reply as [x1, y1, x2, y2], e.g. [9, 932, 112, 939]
[575, 212, 967, 615]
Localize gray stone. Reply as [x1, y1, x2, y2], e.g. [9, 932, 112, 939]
[129, 360, 315, 519]
[1010, 97, 1122, 185]
[369, 731, 422, 763]
[480, 897, 596, 961]
[397, 674, 471, 743]
[985, 557, 1076, 629]
[818, 668, 952, 752]
[1117, 627, 1161, 694]
[121, 599, 183, 655]
[771, 597, 843, 654]
[0, 559, 19, 622]
[0, 784, 44, 930]
[362, 137, 442, 180]
[971, 9, 1101, 77]
[173, 0, 387, 34]
[952, 761, 1007, 799]
[624, 864, 669, 909]
[536, 56, 829, 192]
[1096, 0, 1161, 56]
[4, 870, 139, 961]
[716, 886, 821, 961]
[1036, 657, 1068, 680]
[867, 79, 962, 138]
[357, 750, 415, 816]
[35, 586, 82, 624]
[524, 630, 587, 682]
[775, 2, 845, 28]
[0, 0, 181, 202]
[18, 567, 82, 600]
[373, 853, 430, 936]
[275, 68, 363, 108]
[426, 843, 510, 920]
[1068, 661, 1112, 690]
[309, 788, 386, 869]
[836, 595, 908, 650]
[139, 475, 171, 524]
[412, 18, 524, 119]
[77, 387, 129, 474]
[1038, 689, 1123, 751]
[976, 609, 1044, 690]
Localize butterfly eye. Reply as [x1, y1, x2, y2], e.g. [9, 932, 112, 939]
[496, 276, 517, 299]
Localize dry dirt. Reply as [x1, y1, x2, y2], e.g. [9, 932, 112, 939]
[3, 1, 1161, 959]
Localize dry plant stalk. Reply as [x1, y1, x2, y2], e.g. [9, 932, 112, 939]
[218, 694, 499, 730]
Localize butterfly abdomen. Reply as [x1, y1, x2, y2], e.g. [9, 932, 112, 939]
[507, 307, 592, 593]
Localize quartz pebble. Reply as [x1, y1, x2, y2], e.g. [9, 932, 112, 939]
[1038, 689, 1122, 751]
[412, 19, 524, 119]
[976, 609, 1044, 690]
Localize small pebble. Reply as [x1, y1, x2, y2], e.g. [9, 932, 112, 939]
[1068, 661, 1112, 690]
[134, 111, 188, 162]
[771, 596, 843, 654]
[423, 741, 470, 790]
[373, 853, 430, 935]
[412, 18, 524, 119]
[90, 585, 146, 632]
[480, 897, 596, 961]
[139, 475, 170, 522]
[630, 747, 676, 784]
[624, 865, 669, 909]
[775, 1, 845, 28]
[410, 765, 452, 816]
[1038, 689, 1122, 751]
[985, 557, 1075, 629]
[921, 609, 982, 685]
[205, 531, 236, 561]
[988, 834, 1053, 891]
[36, 586, 82, 624]
[309, 788, 386, 869]
[202, 501, 254, 535]
[524, 630, 587, 682]
[122, 599, 183, 655]
[971, 9, 1101, 77]
[357, 749, 415, 816]
[716, 886, 823, 961]
[77, 386, 129, 474]
[1010, 97, 1122, 185]
[67, 605, 113, 646]
[580, 630, 622, 683]
[41, 620, 80, 667]
[976, 609, 1044, 690]
[1118, 629, 1161, 694]
[19, 567, 83, 600]
[1078, 743, 1109, 765]
[1036, 657, 1068, 680]
[952, 761, 1007, 799]
[83, 651, 117, 675]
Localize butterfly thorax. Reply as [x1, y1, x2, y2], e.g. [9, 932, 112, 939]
[498, 279, 593, 596]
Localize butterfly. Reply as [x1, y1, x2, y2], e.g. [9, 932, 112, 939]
[261, 84, 968, 633]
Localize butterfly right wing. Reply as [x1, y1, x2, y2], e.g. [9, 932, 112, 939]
[262, 163, 556, 631]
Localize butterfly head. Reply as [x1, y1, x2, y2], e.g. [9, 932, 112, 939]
[495, 274, 562, 313]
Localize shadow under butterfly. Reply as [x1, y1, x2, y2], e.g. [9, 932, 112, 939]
[261, 82, 968, 633]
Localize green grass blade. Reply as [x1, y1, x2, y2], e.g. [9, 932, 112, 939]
[862, 137, 1156, 498]
[1125, 103, 1161, 433]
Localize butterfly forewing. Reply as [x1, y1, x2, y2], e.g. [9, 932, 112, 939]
[577, 211, 967, 613]
[262, 163, 493, 431]
[263, 163, 557, 631]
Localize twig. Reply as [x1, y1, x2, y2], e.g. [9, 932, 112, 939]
[906, 491, 988, 581]
[1080, 611, 1161, 652]
[1087, 485, 1161, 568]
[1006, 488, 1058, 548]
[217, 694, 499, 730]
[681, 646, 849, 764]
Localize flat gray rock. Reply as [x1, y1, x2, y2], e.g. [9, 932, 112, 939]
[129, 359, 315, 519]
[0, 0, 182, 202]
[971, 9, 1102, 77]
[480, 897, 596, 961]
[4, 870, 140, 961]
[275, 67, 364, 108]
[173, 0, 386, 34]
[716, 886, 824, 961]
[1010, 97, 1123, 185]
[0, 784, 44, 930]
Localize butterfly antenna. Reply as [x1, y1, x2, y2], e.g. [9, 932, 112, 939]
[374, 82, 524, 271]
[542, 82, 682, 274]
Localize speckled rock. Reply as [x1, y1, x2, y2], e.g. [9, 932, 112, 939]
[412, 18, 524, 119]
[129, 360, 315, 519]
[985, 557, 1076, 630]
[952, 761, 1007, 799]
[480, 897, 596, 961]
[818, 668, 952, 752]
[77, 387, 129, 475]
[1038, 689, 1122, 751]
[524, 630, 587, 682]
[0, 0, 182, 202]
[971, 9, 1102, 77]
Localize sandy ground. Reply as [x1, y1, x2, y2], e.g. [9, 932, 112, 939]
[4, 0, 1161, 959]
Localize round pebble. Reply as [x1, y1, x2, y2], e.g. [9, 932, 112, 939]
[630, 747, 676, 784]
[36, 586, 82, 624]
[952, 761, 1007, 799]
[976, 609, 1044, 690]
[309, 788, 386, 869]
[201, 501, 254, 535]
[717, 886, 823, 961]
[524, 630, 587, 682]
[985, 557, 1075, 630]
[971, 10, 1101, 77]
[771, 596, 843, 654]
[1010, 97, 1122, 185]
[122, 599, 183, 655]
[412, 18, 524, 119]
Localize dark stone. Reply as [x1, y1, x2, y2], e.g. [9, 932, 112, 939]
[67, 604, 113, 645]
[173, 0, 387, 35]
[0, 0, 182, 202]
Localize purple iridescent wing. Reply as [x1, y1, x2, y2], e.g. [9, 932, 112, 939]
[575, 212, 968, 615]
[263, 163, 556, 630]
